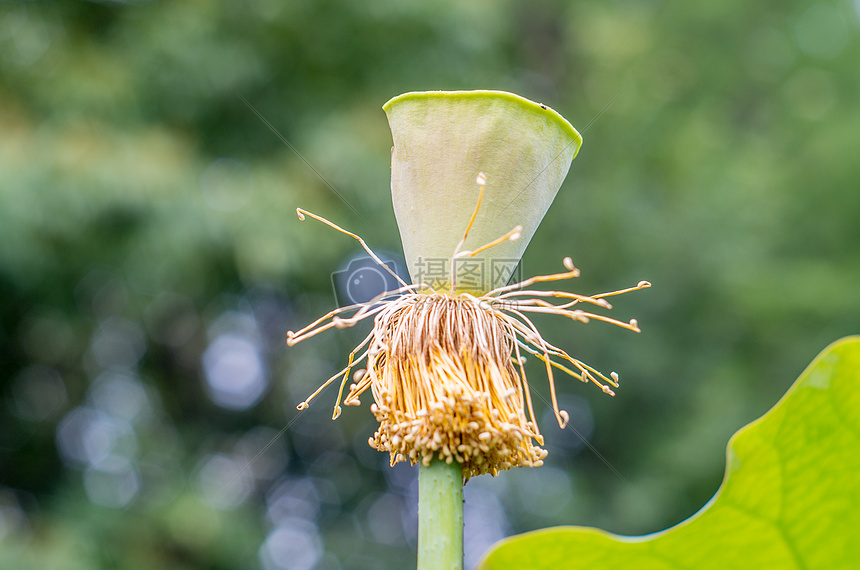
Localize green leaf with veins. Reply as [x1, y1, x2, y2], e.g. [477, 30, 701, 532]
[479, 336, 860, 570]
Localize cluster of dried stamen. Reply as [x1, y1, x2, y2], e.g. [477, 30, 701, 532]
[287, 174, 649, 479]
[361, 294, 546, 479]
[287, 220, 649, 478]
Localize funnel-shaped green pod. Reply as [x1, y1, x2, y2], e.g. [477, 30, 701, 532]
[384, 90, 582, 294]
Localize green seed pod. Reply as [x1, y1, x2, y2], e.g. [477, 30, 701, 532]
[384, 90, 582, 294]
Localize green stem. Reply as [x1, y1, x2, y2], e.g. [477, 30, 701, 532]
[418, 459, 463, 570]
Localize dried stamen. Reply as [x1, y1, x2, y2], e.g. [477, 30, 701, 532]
[287, 175, 648, 479]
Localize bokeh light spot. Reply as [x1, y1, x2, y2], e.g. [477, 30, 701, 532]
[266, 477, 321, 524]
[56, 407, 138, 467]
[202, 333, 268, 410]
[259, 518, 323, 570]
[197, 453, 252, 509]
[794, 3, 849, 59]
[90, 371, 151, 423]
[366, 493, 407, 545]
[83, 456, 140, 509]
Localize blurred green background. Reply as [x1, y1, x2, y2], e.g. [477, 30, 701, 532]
[1, 0, 857, 568]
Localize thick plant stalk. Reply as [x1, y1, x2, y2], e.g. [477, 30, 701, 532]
[418, 460, 463, 570]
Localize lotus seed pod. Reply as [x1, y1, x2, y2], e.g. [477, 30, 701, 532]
[384, 90, 582, 294]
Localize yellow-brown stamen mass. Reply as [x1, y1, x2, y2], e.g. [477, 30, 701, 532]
[363, 294, 545, 480]
[287, 203, 649, 480]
